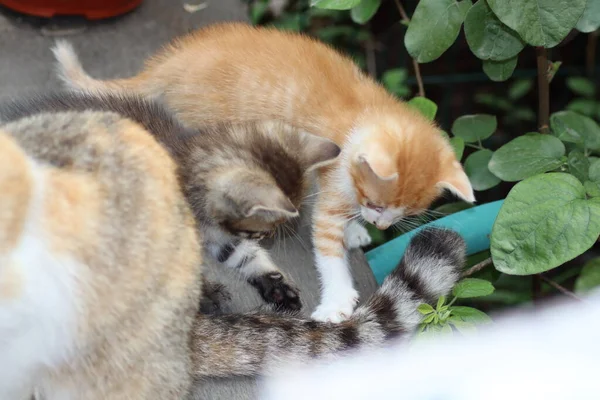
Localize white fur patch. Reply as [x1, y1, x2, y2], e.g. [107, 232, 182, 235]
[343, 221, 372, 249]
[311, 254, 358, 323]
[0, 166, 80, 398]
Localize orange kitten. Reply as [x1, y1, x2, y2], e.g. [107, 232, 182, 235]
[53, 22, 474, 322]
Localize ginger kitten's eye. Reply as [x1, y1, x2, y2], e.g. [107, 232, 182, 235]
[366, 202, 384, 213]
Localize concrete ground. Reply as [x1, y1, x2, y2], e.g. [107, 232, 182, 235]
[0, 1, 377, 399]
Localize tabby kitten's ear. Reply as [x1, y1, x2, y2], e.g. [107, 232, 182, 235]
[243, 184, 299, 221]
[355, 154, 399, 191]
[299, 132, 341, 171]
[233, 179, 299, 222]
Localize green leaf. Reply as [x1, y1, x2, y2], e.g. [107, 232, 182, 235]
[576, 0, 600, 32]
[566, 77, 596, 98]
[567, 99, 599, 118]
[440, 324, 453, 334]
[547, 60, 562, 83]
[451, 114, 497, 143]
[482, 56, 517, 82]
[584, 181, 600, 197]
[508, 79, 533, 100]
[475, 93, 512, 111]
[405, 0, 473, 63]
[436, 295, 446, 310]
[407, 97, 438, 120]
[450, 306, 493, 324]
[270, 14, 303, 31]
[350, 0, 381, 24]
[488, 134, 566, 182]
[487, 0, 586, 48]
[452, 278, 495, 298]
[464, 0, 525, 61]
[417, 303, 435, 315]
[434, 201, 474, 215]
[311, 0, 361, 10]
[382, 68, 410, 97]
[589, 159, 600, 182]
[567, 150, 589, 183]
[491, 173, 600, 275]
[448, 316, 478, 334]
[575, 258, 600, 294]
[250, 0, 269, 24]
[550, 111, 600, 151]
[465, 149, 501, 191]
[450, 137, 465, 160]
[422, 314, 436, 324]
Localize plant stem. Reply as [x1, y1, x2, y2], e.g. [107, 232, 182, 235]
[365, 35, 377, 78]
[462, 258, 493, 277]
[538, 274, 584, 302]
[586, 30, 598, 78]
[412, 58, 426, 97]
[393, 0, 409, 21]
[393, 0, 426, 97]
[535, 46, 550, 134]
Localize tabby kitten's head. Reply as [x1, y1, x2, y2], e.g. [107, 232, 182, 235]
[0, 93, 341, 240]
[182, 121, 340, 239]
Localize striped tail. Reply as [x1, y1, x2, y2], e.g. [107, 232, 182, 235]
[51, 41, 154, 96]
[191, 227, 465, 378]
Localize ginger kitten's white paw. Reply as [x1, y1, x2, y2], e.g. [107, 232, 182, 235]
[344, 222, 372, 249]
[311, 288, 359, 323]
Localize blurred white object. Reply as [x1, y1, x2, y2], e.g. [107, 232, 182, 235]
[260, 292, 600, 400]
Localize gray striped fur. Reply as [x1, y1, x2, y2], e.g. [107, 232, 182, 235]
[192, 228, 465, 377]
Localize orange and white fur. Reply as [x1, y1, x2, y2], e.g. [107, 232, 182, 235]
[52, 22, 475, 322]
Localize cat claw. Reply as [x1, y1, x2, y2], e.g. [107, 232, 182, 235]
[250, 272, 302, 311]
[311, 292, 359, 323]
[344, 223, 372, 249]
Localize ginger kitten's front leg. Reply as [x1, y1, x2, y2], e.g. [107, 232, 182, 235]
[311, 192, 359, 323]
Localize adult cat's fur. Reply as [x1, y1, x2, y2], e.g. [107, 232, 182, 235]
[1, 92, 342, 311]
[0, 93, 465, 398]
[52, 22, 475, 322]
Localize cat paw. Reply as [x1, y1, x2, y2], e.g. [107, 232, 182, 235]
[199, 280, 232, 315]
[250, 272, 302, 312]
[311, 289, 359, 323]
[344, 223, 372, 249]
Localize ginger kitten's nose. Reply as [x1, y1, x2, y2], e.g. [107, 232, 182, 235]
[375, 221, 391, 230]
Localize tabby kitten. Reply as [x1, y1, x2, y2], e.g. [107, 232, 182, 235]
[0, 92, 464, 398]
[1, 92, 341, 311]
[53, 22, 475, 322]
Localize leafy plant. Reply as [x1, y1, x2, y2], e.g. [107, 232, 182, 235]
[253, 0, 600, 306]
[416, 279, 494, 339]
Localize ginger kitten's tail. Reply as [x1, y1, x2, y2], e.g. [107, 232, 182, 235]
[192, 228, 465, 378]
[51, 41, 151, 95]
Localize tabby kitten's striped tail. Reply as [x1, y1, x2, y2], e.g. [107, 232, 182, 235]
[191, 228, 465, 378]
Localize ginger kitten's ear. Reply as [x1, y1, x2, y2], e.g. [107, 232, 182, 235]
[437, 161, 476, 202]
[356, 154, 399, 186]
[300, 132, 341, 171]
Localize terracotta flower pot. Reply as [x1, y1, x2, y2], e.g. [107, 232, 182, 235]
[0, 0, 143, 20]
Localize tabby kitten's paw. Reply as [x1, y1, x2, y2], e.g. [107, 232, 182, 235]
[250, 272, 302, 311]
[200, 280, 232, 315]
[311, 288, 359, 323]
[344, 222, 372, 249]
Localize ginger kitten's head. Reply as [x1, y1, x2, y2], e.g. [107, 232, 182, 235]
[347, 109, 474, 230]
[184, 121, 341, 239]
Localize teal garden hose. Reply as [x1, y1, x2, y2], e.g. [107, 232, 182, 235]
[366, 200, 504, 285]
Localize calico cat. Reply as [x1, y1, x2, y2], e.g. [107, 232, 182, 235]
[52, 22, 475, 323]
[1, 92, 342, 312]
[0, 92, 464, 399]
